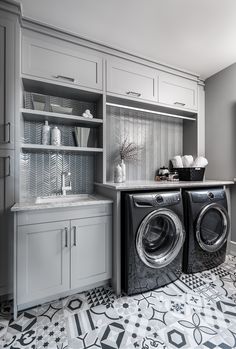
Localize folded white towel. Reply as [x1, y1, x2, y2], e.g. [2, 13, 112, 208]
[193, 156, 208, 168]
[182, 155, 194, 168]
[171, 156, 183, 168]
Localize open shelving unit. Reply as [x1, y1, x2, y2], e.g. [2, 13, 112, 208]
[21, 109, 104, 127]
[19, 77, 105, 199]
[21, 143, 103, 154]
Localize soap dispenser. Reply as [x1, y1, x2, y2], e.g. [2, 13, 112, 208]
[42, 120, 50, 145]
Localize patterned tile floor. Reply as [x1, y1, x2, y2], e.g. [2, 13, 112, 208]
[1, 255, 236, 349]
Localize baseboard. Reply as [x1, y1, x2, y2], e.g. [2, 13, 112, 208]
[229, 241, 236, 256]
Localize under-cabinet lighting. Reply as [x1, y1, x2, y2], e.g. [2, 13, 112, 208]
[106, 102, 196, 121]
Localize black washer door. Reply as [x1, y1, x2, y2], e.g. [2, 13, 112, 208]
[196, 203, 229, 252]
[136, 209, 185, 268]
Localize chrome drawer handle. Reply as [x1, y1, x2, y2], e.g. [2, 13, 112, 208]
[0, 122, 11, 144]
[126, 91, 141, 97]
[55, 75, 75, 83]
[174, 102, 186, 107]
[65, 227, 68, 247]
[0, 156, 10, 178]
[73, 226, 77, 246]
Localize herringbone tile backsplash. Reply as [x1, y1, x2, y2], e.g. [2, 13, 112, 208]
[20, 152, 94, 200]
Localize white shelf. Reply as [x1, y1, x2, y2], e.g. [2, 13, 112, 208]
[21, 144, 103, 154]
[21, 109, 103, 127]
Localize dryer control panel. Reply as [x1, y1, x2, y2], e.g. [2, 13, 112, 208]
[133, 192, 181, 207]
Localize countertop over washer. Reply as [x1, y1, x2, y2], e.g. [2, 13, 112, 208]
[95, 179, 234, 191]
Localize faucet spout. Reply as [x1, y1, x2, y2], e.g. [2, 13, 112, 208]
[61, 171, 72, 196]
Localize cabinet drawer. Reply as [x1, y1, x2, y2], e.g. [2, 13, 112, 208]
[159, 72, 198, 110]
[107, 57, 158, 102]
[22, 33, 103, 91]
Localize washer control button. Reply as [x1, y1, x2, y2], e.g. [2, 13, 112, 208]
[156, 195, 164, 204]
[208, 192, 214, 199]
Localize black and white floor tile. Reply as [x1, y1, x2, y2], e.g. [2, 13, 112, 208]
[2, 256, 236, 348]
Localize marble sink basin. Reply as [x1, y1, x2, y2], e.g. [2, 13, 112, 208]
[35, 194, 95, 204]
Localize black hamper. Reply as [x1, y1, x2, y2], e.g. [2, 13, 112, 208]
[175, 167, 205, 181]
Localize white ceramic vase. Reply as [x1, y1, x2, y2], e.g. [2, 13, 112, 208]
[121, 159, 126, 182]
[114, 164, 122, 183]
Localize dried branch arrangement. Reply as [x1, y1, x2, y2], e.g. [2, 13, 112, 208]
[119, 137, 142, 162]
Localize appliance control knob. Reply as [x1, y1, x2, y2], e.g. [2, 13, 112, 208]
[208, 192, 214, 199]
[156, 195, 164, 204]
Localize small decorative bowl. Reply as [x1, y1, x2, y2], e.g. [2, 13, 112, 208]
[50, 104, 73, 114]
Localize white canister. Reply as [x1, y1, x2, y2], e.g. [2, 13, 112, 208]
[42, 120, 50, 145]
[114, 164, 123, 183]
[51, 126, 61, 146]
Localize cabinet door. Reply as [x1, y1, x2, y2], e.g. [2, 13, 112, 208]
[22, 33, 103, 91]
[71, 216, 112, 289]
[107, 57, 158, 102]
[0, 149, 14, 296]
[0, 17, 15, 149]
[17, 221, 70, 305]
[159, 72, 198, 110]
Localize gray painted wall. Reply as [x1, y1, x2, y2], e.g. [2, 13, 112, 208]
[205, 63, 236, 241]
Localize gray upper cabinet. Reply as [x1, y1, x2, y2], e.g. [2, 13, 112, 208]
[71, 216, 112, 289]
[159, 72, 198, 110]
[0, 15, 16, 149]
[106, 56, 158, 102]
[17, 220, 70, 304]
[22, 31, 103, 91]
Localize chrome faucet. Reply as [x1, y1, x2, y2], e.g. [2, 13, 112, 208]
[61, 171, 72, 196]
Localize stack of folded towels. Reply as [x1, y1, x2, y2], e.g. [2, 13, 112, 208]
[171, 155, 208, 168]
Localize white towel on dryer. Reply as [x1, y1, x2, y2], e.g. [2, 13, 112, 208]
[193, 156, 208, 168]
[182, 155, 194, 167]
[171, 156, 183, 168]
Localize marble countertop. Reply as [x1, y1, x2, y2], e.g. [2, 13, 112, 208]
[95, 179, 234, 191]
[11, 194, 113, 212]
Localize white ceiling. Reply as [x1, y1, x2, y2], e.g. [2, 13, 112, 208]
[19, 0, 236, 79]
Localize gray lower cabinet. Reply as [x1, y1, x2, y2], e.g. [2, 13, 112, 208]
[17, 221, 70, 305]
[0, 149, 15, 296]
[71, 216, 112, 289]
[22, 30, 103, 91]
[106, 56, 158, 102]
[16, 207, 112, 308]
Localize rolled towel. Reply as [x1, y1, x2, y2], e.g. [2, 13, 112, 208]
[171, 155, 183, 168]
[182, 155, 194, 167]
[193, 156, 208, 168]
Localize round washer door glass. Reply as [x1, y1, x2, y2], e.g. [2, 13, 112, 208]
[196, 203, 229, 252]
[136, 209, 185, 268]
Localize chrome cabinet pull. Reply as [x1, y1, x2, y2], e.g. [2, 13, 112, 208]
[0, 122, 11, 144]
[0, 156, 10, 178]
[174, 102, 186, 107]
[65, 227, 68, 247]
[73, 226, 77, 246]
[126, 91, 141, 97]
[54, 75, 75, 83]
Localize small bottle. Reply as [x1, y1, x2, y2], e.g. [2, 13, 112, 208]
[42, 121, 50, 145]
[51, 126, 61, 146]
